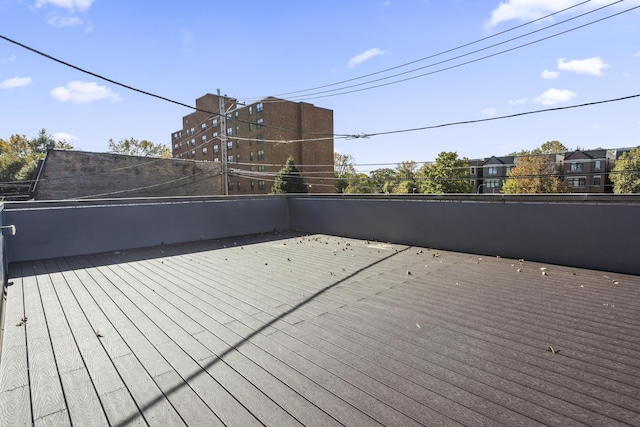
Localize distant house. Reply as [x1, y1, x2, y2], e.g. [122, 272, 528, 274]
[468, 159, 484, 192]
[563, 149, 615, 193]
[481, 156, 515, 193]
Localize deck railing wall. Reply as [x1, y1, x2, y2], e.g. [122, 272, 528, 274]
[2, 194, 639, 275]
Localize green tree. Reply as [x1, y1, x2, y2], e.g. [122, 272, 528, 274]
[418, 152, 472, 193]
[369, 168, 396, 193]
[108, 137, 171, 158]
[272, 156, 308, 193]
[610, 147, 640, 193]
[0, 129, 73, 199]
[534, 140, 569, 155]
[344, 173, 376, 193]
[334, 152, 356, 193]
[502, 153, 568, 194]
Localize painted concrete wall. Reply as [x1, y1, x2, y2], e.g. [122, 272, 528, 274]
[3, 195, 639, 274]
[3, 197, 288, 262]
[289, 195, 640, 275]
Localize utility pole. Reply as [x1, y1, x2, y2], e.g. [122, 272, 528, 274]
[218, 88, 229, 195]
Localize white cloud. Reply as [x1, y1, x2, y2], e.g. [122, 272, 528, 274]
[0, 55, 16, 63]
[348, 48, 388, 69]
[481, 108, 496, 116]
[52, 132, 77, 143]
[557, 57, 608, 76]
[34, 0, 94, 12]
[533, 88, 576, 105]
[384, 1, 391, 5]
[0, 77, 32, 89]
[47, 13, 83, 28]
[635, 50, 640, 57]
[541, 69, 559, 79]
[508, 97, 527, 105]
[50, 81, 121, 104]
[486, 0, 640, 28]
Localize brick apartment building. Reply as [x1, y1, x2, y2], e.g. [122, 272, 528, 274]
[171, 93, 334, 194]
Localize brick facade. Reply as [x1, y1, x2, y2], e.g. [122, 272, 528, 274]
[33, 149, 222, 200]
[171, 94, 334, 194]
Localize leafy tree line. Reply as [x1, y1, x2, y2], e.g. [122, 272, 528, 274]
[335, 152, 472, 194]
[334, 141, 640, 194]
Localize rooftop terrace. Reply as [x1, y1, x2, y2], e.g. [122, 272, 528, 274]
[0, 195, 639, 426]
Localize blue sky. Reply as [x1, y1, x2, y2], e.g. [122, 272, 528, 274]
[1, 0, 639, 169]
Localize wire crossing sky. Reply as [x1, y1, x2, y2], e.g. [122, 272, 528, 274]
[1, 0, 639, 165]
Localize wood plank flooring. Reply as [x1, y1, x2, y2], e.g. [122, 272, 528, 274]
[1, 233, 640, 426]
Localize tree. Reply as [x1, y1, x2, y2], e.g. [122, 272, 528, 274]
[0, 129, 73, 199]
[418, 152, 472, 194]
[272, 156, 308, 193]
[344, 173, 376, 193]
[534, 140, 569, 155]
[0, 129, 73, 181]
[108, 137, 171, 158]
[502, 153, 568, 194]
[610, 147, 640, 193]
[369, 168, 396, 193]
[334, 152, 356, 193]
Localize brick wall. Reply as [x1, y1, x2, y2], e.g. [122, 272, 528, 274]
[33, 150, 222, 200]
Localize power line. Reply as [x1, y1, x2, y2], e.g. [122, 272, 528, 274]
[358, 94, 640, 138]
[285, 3, 637, 102]
[243, 0, 594, 100]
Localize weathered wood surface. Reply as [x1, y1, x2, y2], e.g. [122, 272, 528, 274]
[1, 233, 640, 426]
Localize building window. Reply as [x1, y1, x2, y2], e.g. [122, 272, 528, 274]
[236, 154, 240, 162]
[567, 177, 586, 187]
[201, 135, 206, 144]
[470, 179, 476, 186]
[190, 127, 195, 134]
[236, 140, 240, 148]
[470, 167, 476, 175]
[595, 160, 602, 169]
[213, 144, 219, 153]
[235, 125, 240, 135]
[251, 181, 255, 190]
[213, 131, 218, 138]
[237, 182, 241, 191]
[593, 176, 602, 186]
[202, 147, 208, 155]
[258, 165, 265, 173]
[257, 118, 264, 129]
[227, 141, 233, 150]
[226, 128, 233, 136]
[249, 123, 253, 131]
[235, 111, 239, 119]
[214, 157, 219, 163]
[258, 180, 265, 190]
[249, 106, 253, 115]
[201, 123, 206, 130]
[570, 162, 583, 171]
[485, 179, 500, 188]
[257, 149, 265, 160]
[257, 134, 264, 144]
[173, 143, 178, 149]
[226, 113, 232, 122]
[256, 102, 263, 112]
[191, 139, 196, 146]
[212, 119, 218, 127]
[487, 166, 498, 175]
[250, 151, 254, 161]
[228, 182, 234, 191]
[227, 155, 233, 163]
[191, 150, 195, 158]
[249, 139, 253, 147]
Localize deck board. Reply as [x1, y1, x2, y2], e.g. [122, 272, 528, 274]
[2, 233, 640, 426]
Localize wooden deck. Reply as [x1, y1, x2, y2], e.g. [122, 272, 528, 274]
[1, 233, 640, 426]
